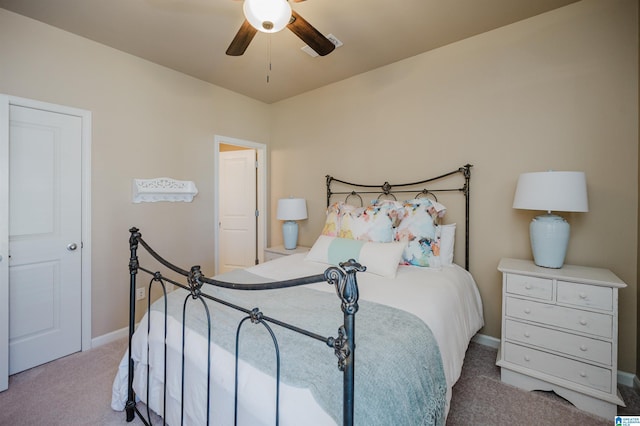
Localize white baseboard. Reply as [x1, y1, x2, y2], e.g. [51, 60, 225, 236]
[472, 332, 639, 389]
[91, 326, 129, 349]
[618, 370, 639, 389]
[471, 332, 500, 348]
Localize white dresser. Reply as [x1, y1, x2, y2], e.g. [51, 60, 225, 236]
[496, 258, 626, 419]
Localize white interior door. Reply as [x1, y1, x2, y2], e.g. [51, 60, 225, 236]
[7, 104, 82, 375]
[0, 98, 8, 391]
[218, 149, 257, 273]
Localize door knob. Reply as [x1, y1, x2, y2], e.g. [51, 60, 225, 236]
[67, 243, 78, 251]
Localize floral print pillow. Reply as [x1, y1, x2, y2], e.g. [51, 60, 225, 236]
[321, 202, 356, 237]
[321, 197, 448, 268]
[338, 200, 403, 242]
[321, 200, 404, 243]
[394, 198, 447, 267]
[321, 202, 341, 237]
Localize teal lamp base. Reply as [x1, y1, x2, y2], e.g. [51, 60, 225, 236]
[282, 220, 298, 250]
[530, 214, 570, 268]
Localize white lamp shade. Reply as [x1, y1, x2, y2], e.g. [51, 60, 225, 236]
[513, 171, 588, 268]
[277, 198, 308, 221]
[243, 0, 292, 33]
[513, 171, 588, 213]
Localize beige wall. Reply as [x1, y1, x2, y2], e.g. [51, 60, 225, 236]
[0, 9, 271, 337]
[1, 0, 638, 376]
[270, 0, 639, 373]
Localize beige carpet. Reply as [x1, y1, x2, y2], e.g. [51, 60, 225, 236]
[448, 342, 640, 425]
[0, 338, 637, 425]
[0, 338, 138, 426]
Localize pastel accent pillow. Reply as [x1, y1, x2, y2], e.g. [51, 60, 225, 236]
[438, 223, 456, 266]
[338, 200, 403, 243]
[395, 198, 446, 268]
[306, 235, 406, 278]
[321, 202, 341, 237]
[321, 202, 356, 237]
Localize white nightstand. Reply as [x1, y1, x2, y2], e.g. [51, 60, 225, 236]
[496, 258, 626, 419]
[264, 245, 310, 262]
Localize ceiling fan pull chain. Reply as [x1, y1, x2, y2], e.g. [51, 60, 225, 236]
[266, 35, 272, 83]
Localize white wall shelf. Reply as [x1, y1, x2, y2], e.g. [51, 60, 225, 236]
[132, 178, 198, 203]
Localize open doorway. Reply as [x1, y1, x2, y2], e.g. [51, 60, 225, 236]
[213, 135, 266, 275]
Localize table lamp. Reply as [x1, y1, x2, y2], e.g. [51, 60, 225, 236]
[512, 171, 588, 268]
[277, 198, 308, 249]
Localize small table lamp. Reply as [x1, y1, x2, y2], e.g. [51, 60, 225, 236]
[513, 171, 588, 268]
[277, 198, 308, 249]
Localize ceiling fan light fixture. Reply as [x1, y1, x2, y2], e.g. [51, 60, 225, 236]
[243, 0, 292, 33]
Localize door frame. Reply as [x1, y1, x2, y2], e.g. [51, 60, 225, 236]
[0, 95, 92, 390]
[213, 135, 266, 275]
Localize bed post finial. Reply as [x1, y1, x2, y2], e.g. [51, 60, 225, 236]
[187, 265, 204, 299]
[326, 175, 334, 207]
[324, 259, 364, 315]
[129, 228, 140, 273]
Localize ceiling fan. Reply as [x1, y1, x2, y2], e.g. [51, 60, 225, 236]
[226, 0, 336, 57]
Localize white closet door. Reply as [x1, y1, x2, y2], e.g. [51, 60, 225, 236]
[7, 105, 82, 375]
[0, 98, 8, 391]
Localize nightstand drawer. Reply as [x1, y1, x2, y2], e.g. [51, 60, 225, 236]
[506, 274, 552, 300]
[557, 281, 613, 311]
[505, 297, 612, 338]
[504, 319, 612, 365]
[504, 342, 612, 393]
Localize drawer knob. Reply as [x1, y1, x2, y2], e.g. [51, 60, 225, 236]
[579, 293, 588, 299]
[525, 284, 532, 290]
[579, 319, 588, 326]
[579, 345, 588, 352]
[524, 308, 531, 315]
[524, 356, 530, 362]
[524, 332, 530, 338]
[579, 371, 587, 378]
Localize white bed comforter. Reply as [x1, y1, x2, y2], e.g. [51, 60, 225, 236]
[112, 254, 484, 425]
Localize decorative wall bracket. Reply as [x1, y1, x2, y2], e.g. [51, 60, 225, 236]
[132, 177, 198, 203]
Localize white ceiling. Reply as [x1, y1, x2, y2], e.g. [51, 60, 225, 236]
[0, 0, 579, 103]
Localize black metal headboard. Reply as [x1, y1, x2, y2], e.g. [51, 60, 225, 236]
[325, 164, 472, 271]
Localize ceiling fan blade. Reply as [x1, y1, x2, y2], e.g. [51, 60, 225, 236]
[226, 20, 258, 56]
[287, 10, 335, 56]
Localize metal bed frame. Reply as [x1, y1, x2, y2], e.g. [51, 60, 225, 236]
[124, 164, 472, 426]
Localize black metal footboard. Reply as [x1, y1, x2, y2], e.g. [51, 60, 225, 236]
[125, 227, 362, 426]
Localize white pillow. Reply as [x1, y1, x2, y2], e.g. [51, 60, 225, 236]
[438, 223, 456, 266]
[306, 235, 406, 278]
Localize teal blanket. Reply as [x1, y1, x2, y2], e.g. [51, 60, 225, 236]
[151, 269, 446, 425]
